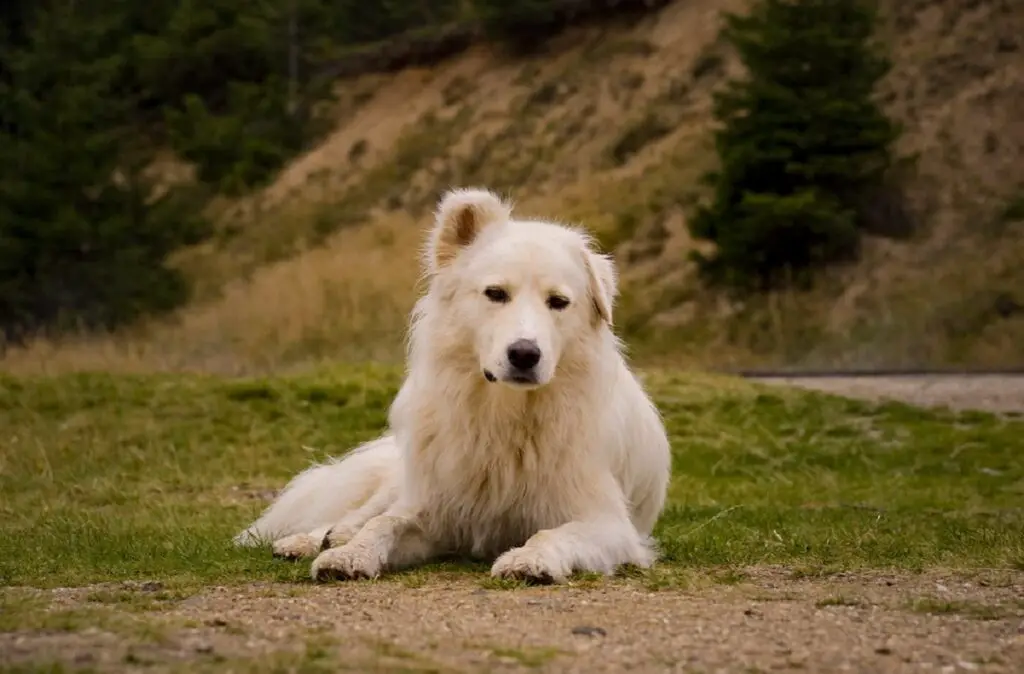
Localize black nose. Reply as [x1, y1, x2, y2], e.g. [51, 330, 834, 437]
[507, 339, 541, 370]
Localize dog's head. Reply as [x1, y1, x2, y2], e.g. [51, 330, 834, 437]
[423, 187, 618, 390]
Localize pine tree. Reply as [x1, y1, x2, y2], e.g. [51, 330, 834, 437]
[0, 4, 209, 343]
[689, 0, 899, 291]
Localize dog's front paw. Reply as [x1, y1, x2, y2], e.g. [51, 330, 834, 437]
[491, 546, 569, 585]
[320, 526, 357, 551]
[311, 545, 381, 582]
[272, 533, 322, 560]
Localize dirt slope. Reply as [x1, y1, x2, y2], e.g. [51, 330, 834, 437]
[5, 0, 1023, 375]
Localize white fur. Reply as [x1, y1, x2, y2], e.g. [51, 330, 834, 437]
[235, 187, 672, 583]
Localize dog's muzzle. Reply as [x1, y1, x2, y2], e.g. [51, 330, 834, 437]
[484, 339, 543, 386]
[507, 339, 541, 372]
[505, 339, 543, 385]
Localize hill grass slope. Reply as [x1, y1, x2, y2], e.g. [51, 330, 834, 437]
[3, 0, 1023, 375]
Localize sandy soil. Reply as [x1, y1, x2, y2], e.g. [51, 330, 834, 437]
[3, 569, 1022, 673]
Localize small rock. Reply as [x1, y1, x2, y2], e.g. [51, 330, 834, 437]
[744, 608, 761, 618]
[996, 37, 1017, 52]
[140, 581, 164, 592]
[571, 625, 607, 637]
[206, 618, 229, 627]
[875, 647, 893, 655]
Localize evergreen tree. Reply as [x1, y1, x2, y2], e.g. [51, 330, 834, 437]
[0, 4, 210, 343]
[689, 0, 899, 291]
[0, 0, 670, 343]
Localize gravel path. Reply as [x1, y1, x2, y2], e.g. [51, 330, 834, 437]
[3, 569, 1022, 673]
[751, 374, 1024, 414]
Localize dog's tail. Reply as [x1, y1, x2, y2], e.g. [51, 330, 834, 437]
[233, 435, 400, 547]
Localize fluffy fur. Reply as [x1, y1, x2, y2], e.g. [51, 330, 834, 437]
[235, 187, 672, 583]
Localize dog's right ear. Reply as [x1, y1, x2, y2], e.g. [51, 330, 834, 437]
[426, 188, 512, 273]
[583, 249, 618, 326]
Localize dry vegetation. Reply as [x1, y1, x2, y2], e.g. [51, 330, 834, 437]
[3, 0, 1023, 375]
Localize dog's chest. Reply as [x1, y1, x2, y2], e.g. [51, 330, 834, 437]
[415, 429, 572, 558]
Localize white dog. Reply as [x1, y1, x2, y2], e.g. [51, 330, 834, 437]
[234, 187, 672, 583]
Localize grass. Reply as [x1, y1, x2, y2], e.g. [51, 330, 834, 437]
[0, 216, 423, 376]
[815, 595, 863, 609]
[0, 364, 397, 588]
[0, 592, 165, 636]
[907, 597, 1022, 621]
[487, 646, 564, 668]
[1, 364, 1022, 672]
[1, 365, 1021, 592]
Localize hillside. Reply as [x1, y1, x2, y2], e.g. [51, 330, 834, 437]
[5, 0, 1023, 375]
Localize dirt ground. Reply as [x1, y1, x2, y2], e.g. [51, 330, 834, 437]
[753, 374, 1024, 414]
[2, 569, 1023, 673]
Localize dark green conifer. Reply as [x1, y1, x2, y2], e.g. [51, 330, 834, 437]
[689, 0, 899, 291]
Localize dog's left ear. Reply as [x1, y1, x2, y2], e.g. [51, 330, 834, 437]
[427, 187, 512, 273]
[583, 248, 618, 326]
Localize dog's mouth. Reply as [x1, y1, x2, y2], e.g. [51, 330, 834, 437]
[483, 369, 541, 388]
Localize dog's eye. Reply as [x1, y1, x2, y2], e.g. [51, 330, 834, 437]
[547, 295, 570, 311]
[484, 286, 510, 303]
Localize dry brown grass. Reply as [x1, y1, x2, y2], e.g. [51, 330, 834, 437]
[3, 0, 1023, 376]
[2, 216, 422, 375]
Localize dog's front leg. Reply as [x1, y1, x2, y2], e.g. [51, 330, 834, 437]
[490, 518, 654, 584]
[310, 510, 432, 582]
[491, 482, 656, 584]
[271, 526, 333, 560]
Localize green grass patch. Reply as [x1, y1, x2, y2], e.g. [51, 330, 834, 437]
[486, 646, 565, 668]
[0, 590, 172, 642]
[907, 597, 1021, 621]
[815, 595, 863, 609]
[1, 365, 1022, 590]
